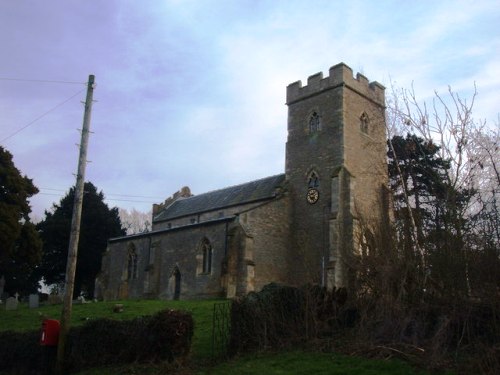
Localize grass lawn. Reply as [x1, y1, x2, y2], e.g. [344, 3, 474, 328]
[0, 300, 452, 374]
[0, 299, 222, 361]
[200, 351, 450, 375]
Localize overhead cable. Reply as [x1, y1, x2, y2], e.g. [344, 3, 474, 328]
[1, 88, 86, 143]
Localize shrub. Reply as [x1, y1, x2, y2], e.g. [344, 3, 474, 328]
[0, 309, 194, 374]
[65, 309, 193, 372]
[229, 283, 346, 354]
[0, 330, 40, 374]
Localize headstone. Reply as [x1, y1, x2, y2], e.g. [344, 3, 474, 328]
[5, 296, 18, 311]
[29, 294, 40, 309]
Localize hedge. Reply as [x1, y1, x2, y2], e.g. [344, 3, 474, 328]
[0, 309, 194, 374]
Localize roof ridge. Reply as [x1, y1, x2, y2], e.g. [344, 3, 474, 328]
[183, 173, 285, 200]
[153, 173, 286, 223]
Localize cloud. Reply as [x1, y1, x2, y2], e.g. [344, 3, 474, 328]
[1, 0, 499, 218]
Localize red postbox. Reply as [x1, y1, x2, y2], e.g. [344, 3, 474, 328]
[40, 319, 60, 346]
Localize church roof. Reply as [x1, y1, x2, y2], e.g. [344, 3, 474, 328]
[153, 174, 286, 222]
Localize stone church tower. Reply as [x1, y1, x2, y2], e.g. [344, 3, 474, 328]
[285, 63, 387, 291]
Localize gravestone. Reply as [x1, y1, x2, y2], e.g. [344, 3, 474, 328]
[29, 294, 39, 309]
[5, 296, 18, 311]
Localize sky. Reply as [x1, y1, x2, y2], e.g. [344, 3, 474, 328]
[1, 0, 499, 221]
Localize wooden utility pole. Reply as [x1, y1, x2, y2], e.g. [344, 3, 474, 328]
[55, 75, 95, 374]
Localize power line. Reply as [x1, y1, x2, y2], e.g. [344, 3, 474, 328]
[39, 187, 164, 200]
[1, 88, 86, 143]
[106, 193, 165, 199]
[104, 198, 157, 204]
[38, 192, 156, 204]
[0, 77, 85, 85]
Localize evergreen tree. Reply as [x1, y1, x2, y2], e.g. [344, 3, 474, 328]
[387, 134, 474, 294]
[37, 182, 126, 298]
[0, 146, 42, 295]
[388, 134, 450, 235]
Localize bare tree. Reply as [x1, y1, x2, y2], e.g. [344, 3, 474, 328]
[387, 82, 499, 298]
[118, 208, 152, 235]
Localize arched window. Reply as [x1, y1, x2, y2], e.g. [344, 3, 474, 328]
[309, 112, 321, 133]
[308, 171, 320, 188]
[127, 244, 138, 280]
[201, 238, 212, 274]
[360, 112, 369, 134]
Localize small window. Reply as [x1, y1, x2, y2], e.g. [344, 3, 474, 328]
[309, 112, 321, 133]
[360, 112, 369, 134]
[167, 223, 172, 229]
[190, 218, 196, 224]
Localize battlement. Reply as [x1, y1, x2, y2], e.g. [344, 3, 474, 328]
[286, 62, 385, 105]
[152, 186, 192, 217]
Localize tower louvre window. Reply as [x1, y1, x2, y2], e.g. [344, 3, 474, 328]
[308, 171, 320, 188]
[309, 112, 321, 133]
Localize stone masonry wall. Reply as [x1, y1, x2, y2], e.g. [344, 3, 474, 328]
[342, 76, 387, 232]
[100, 219, 233, 300]
[238, 195, 291, 291]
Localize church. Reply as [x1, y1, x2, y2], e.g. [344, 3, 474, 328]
[95, 62, 389, 301]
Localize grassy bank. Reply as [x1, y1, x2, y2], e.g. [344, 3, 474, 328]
[0, 300, 451, 374]
[0, 299, 221, 361]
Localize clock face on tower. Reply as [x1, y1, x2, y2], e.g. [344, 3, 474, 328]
[306, 188, 319, 204]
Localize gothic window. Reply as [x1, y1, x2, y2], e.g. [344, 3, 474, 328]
[201, 238, 212, 274]
[127, 244, 138, 280]
[309, 112, 321, 133]
[308, 171, 320, 188]
[360, 112, 369, 134]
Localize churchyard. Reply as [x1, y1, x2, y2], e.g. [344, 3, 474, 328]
[0, 297, 451, 374]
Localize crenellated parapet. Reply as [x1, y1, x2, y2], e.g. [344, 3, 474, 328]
[152, 186, 192, 217]
[286, 62, 385, 106]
